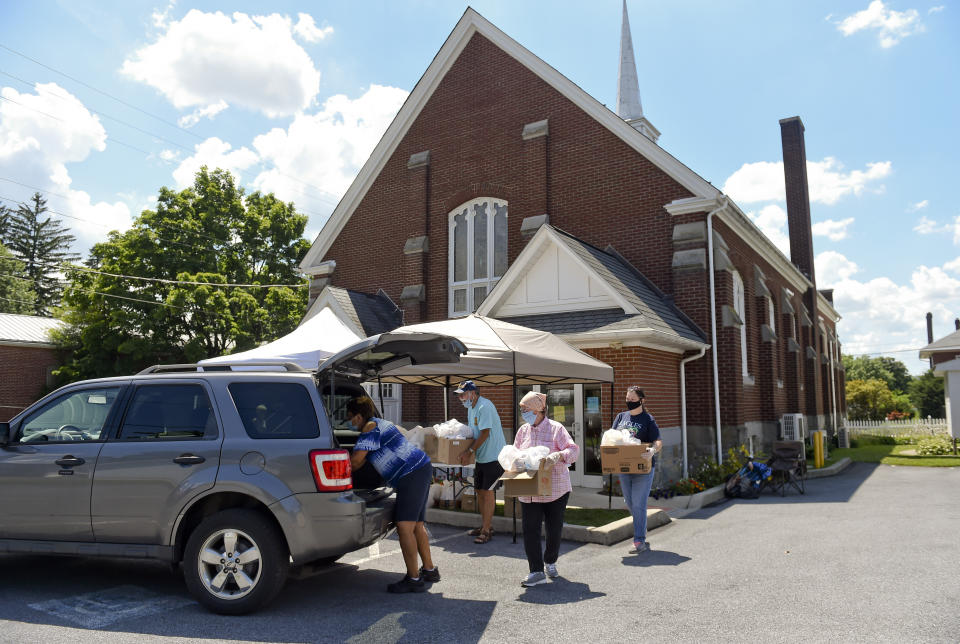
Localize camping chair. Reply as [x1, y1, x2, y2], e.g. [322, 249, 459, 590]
[767, 440, 806, 496]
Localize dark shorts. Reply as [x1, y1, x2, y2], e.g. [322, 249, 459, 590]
[473, 460, 504, 491]
[393, 463, 432, 522]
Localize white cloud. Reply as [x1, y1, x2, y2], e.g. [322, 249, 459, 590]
[251, 84, 408, 224]
[0, 82, 132, 251]
[158, 149, 179, 162]
[151, 1, 177, 28]
[745, 204, 791, 256]
[122, 10, 321, 118]
[812, 217, 855, 241]
[913, 214, 960, 243]
[928, 5, 945, 14]
[837, 1, 925, 48]
[944, 257, 960, 274]
[177, 99, 228, 128]
[722, 157, 891, 206]
[171, 137, 259, 189]
[817, 250, 960, 373]
[908, 199, 928, 211]
[294, 13, 333, 42]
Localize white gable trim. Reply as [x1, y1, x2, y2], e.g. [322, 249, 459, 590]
[477, 225, 638, 318]
[300, 8, 718, 272]
[302, 288, 365, 337]
[561, 329, 708, 352]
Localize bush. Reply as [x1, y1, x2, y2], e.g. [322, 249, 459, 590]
[917, 435, 955, 456]
[691, 445, 751, 489]
[849, 434, 896, 448]
[671, 478, 706, 495]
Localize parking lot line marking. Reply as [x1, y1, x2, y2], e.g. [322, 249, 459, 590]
[327, 530, 466, 571]
[28, 585, 194, 629]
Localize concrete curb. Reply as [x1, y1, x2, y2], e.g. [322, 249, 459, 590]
[806, 456, 852, 479]
[648, 484, 726, 511]
[425, 507, 670, 546]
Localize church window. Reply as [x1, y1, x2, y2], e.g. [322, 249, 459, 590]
[448, 199, 508, 316]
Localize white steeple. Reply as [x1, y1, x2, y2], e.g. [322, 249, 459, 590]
[617, 0, 660, 143]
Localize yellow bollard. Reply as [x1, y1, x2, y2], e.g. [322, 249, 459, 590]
[813, 430, 824, 468]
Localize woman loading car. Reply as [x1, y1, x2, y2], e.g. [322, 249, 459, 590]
[347, 396, 439, 593]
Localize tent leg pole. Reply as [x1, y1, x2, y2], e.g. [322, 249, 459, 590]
[377, 375, 385, 419]
[444, 376, 449, 420]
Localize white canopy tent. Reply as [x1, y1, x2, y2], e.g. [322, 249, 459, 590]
[199, 307, 361, 370]
[381, 314, 614, 386]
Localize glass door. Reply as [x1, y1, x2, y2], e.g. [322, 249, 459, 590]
[581, 384, 605, 487]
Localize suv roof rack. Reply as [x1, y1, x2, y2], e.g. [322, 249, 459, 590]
[137, 362, 309, 375]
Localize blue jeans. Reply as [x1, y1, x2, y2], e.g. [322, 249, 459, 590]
[620, 468, 655, 544]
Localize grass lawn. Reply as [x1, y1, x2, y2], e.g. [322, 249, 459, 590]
[821, 444, 960, 468]
[449, 501, 629, 527]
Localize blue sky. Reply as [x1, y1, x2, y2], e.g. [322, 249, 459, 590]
[0, 0, 957, 373]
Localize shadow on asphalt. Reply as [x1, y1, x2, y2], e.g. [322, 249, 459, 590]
[676, 461, 879, 520]
[0, 555, 497, 642]
[428, 528, 589, 562]
[515, 577, 605, 605]
[620, 549, 691, 567]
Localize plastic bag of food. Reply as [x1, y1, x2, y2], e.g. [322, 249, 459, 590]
[521, 445, 550, 469]
[601, 428, 624, 446]
[405, 425, 427, 449]
[620, 428, 644, 445]
[427, 482, 444, 507]
[433, 419, 473, 439]
[498, 445, 526, 472]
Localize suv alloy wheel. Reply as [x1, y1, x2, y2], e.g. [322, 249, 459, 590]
[183, 509, 288, 615]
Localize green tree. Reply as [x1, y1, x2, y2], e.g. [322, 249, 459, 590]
[842, 354, 913, 393]
[0, 203, 10, 242]
[5, 192, 79, 316]
[908, 370, 945, 418]
[54, 168, 310, 382]
[0, 243, 38, 314]
[845, 378, 897, 420]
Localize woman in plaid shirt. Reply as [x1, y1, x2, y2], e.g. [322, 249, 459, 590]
[514, 391, 579, 587]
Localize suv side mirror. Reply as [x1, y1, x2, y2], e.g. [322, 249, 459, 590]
[0, 422, 10, 447]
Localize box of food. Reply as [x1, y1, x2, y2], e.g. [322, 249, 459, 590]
[600, 444, 653, 474]
[423, 435, 474, 465]
[460, 492, 477, 512]
[498, 460, 553, 497]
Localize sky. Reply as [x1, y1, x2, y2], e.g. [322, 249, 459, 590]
[0, 0, 957, 374]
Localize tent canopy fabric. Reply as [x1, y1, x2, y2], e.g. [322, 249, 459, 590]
[379, 314, 614, 386]
[199, 307, 361, 370]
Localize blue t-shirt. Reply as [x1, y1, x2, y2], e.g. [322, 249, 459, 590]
[467, 395, 506, 464]
[612, 410, 661, 443]
[354, 418, 430, 486]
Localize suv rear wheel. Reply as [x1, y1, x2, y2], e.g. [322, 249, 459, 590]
[183, 509, 288, 615]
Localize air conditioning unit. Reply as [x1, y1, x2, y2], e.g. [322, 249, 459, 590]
[781, 413, 806, 442]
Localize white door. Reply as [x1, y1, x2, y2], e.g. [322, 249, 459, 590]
[364, 382, 402, 426]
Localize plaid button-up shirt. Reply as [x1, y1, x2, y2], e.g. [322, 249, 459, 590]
[513, 417, 579, 503]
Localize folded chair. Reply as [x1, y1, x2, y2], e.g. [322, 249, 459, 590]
[767, 440, 806, 496]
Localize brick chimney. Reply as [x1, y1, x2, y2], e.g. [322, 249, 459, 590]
[780, 116, 815, 285]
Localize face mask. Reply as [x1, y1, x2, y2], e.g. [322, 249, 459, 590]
[521, 410, 538, 425]
[461, 399, 472, 409]
[626, 400, 642, 411]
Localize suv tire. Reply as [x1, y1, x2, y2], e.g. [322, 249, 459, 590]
[183, 509, 289, 615]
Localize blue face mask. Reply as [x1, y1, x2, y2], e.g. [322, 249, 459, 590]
[521, 410, 538, 425]
[462, 399, 472, 409]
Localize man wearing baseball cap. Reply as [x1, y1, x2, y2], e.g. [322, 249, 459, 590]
[455, 380, 506, 544]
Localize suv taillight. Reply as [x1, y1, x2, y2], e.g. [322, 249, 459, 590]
[310, 449, 353, 492]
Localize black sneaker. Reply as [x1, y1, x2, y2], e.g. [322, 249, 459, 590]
[387, 575, 427, 593]
[419, 566, 441, 583]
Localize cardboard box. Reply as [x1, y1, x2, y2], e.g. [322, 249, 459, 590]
[438, 498, 458, 510]
[600, 444, 653, 474]
[423, 435, 474, 465]
[498, 461, 553, 497]
[460, 492, 477, 512]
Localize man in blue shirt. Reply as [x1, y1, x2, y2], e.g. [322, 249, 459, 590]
[456, 380, 506, 544]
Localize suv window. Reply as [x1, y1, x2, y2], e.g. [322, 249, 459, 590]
[229, 382, 320, 439]
[118, 384, 216, 440]
[19, 387, 121, 442]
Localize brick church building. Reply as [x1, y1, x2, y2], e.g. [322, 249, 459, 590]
[298, 6, 844, 485]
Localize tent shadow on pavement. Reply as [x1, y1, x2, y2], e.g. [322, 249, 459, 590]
[515, 577, 606, 605]
[620, 550, 691, 567]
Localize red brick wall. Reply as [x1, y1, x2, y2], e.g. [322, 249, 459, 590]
[318, 31, 842, 438]
[0, 345, 59, 421]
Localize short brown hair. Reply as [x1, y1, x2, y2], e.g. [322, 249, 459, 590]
[345, 396, 376, 421]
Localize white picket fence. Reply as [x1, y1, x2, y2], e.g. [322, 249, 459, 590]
[844, 418, 948, 437]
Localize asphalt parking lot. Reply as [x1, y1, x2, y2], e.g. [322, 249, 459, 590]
[0, 462, 957, 643]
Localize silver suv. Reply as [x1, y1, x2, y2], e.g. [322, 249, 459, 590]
[0, 332, 463, 614]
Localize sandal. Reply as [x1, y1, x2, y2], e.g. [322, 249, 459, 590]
[468, 527, 494, 537]
[474, 530, 493, 544]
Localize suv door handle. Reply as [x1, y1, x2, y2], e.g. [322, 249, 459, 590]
[173, 454, 205, 465]
[55, 456, 85, 467]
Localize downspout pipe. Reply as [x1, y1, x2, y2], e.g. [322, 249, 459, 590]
[680, 345, 707, 479]
[706, 196, 728, 465]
